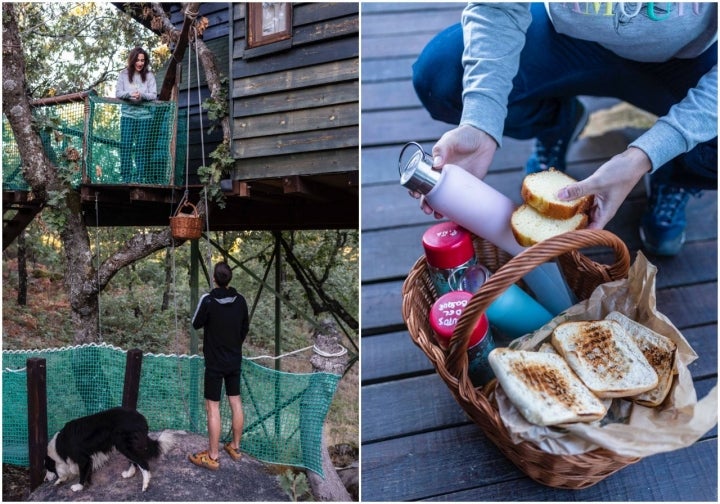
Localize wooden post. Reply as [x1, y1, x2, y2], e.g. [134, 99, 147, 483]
[27, 358, 48, 492]
[122, 349, 143, 410]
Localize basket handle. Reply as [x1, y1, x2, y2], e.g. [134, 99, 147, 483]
[445, 229, 630, 378]
[173, 200, 199, 218]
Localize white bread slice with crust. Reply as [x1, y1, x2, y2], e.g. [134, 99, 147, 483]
[605, 312, 677, 407]
[488, 348, 607, 426]
[510, 203, 588, 247]
[551, 320, 658, 398]
[522, 168, 593, 219]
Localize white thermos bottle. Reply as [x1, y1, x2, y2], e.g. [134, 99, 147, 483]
[398, 142, 574, 315]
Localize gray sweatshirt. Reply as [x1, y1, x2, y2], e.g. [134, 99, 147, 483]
[460, 2, 717, 172]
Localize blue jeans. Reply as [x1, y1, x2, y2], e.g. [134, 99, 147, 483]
[412, 3, 717, 189]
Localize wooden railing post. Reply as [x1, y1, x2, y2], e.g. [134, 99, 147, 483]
[27, 358, 48, 491]
[122, 349, 143, 410]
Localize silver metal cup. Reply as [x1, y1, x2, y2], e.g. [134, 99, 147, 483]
[398, 142, 440, 195]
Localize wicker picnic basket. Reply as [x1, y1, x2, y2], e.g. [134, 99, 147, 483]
[401, 228, 639, 489]
[170, 200, 203, 240]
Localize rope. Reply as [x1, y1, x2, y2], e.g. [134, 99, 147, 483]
[312, 344, 348, 358]
[246, 344, 348, 361]
[192, 26, 213, 275]
[247, 345, 313, 361]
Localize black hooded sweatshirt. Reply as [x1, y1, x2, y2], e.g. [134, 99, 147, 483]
[191, 286, 249, 372]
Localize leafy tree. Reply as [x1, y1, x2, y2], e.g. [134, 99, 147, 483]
[3, 3, 358, 353]
[2, 2, 206, 344]
[15, 2, 164, 97]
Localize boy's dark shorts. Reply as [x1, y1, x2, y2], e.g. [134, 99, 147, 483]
[204, 367, 241, 402]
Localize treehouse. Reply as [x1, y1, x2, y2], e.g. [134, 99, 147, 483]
[2, 2, 359, 248]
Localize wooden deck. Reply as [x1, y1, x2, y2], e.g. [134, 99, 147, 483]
[360, 3, 717, 501]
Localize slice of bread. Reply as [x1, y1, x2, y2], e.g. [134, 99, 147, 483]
[551, 320, 658, 398]
[510, 203, 588, 247]
[521, 168, 593, 219]
[605, 312, 677, 407]
[488, 348, 607, 426]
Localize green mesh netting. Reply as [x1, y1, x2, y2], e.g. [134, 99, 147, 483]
[2, 94, 187, 190]
[2, 343, 339, 476]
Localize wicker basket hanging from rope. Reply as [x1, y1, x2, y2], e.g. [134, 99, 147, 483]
[170, 200, 203, 240]
[402, 229, 636, 489]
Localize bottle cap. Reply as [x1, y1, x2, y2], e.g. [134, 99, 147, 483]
[398, 142, 440, 195]
[429, 291, 489, 350]
[422, 222, 475, 269]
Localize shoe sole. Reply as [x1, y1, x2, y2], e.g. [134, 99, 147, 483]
[188, 453, 220, 470]
[639, 226, 686, 256]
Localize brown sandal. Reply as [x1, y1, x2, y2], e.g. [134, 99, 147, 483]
[188, 450, 219, 470]
[224, 442, 243, 461]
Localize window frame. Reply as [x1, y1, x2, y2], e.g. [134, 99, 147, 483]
[246, 3, 293, 49]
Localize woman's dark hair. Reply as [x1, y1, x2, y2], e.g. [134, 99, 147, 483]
[214, 262, 233, 287]
[127, 47, 150, 83]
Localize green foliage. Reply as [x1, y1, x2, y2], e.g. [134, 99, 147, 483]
[197, 140, 234, 208]
[278, 469, 314, 502]
[203, 76, 230, 131]
[14, 2, 164, 98]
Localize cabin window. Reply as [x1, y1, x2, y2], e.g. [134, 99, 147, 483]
[247, 3, 292, 48]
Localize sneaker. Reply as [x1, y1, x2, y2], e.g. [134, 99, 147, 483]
[188, 450, 219, 471]
[224, 443, 243, 461]
[639, 182, 701, 256]
[525, 98, 589, 174]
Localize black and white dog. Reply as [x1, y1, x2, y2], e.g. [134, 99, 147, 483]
[44, 407, 173, 492]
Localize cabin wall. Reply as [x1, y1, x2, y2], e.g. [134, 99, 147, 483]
[230, 2, 359, 180]
[167, 3, 359, 184]
[166, 3, 230, 184]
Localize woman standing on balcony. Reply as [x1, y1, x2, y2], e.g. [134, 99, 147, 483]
[116, 46, 157, 184]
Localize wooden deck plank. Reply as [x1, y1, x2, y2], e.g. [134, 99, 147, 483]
[360, 3, 718, 501]
[361, 421, 717, 502]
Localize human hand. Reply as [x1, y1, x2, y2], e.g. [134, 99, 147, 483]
[410, 125, 498, 217]
[556, 147, 652, 229]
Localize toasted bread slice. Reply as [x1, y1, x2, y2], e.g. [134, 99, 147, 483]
[605, 312, 677, 407]
[488, 348, 607, 426]
[510, 204, 588, 247]
[551, 320, 658, 398]
[521, 168, 593, 219]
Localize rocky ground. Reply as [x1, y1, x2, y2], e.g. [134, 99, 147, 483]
[3, 433, 358, 502]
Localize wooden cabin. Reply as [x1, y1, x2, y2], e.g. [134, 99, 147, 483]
[3, 2, 358, 246]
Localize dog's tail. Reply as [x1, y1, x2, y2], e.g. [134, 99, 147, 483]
[147, 430, 175, 459]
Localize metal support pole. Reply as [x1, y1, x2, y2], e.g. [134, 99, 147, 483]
[274, 231, 282, 372]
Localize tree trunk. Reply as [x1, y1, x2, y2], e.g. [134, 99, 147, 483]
[162, 247, 173, 311]
[307, 319, 352, 502]
[3, 3, 225, 344]
[17, 231, 27, 306]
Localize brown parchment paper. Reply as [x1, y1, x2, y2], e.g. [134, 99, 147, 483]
[494, 252, 718, 458]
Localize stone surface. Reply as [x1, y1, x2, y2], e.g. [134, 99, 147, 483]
[28, 431, 290, 502]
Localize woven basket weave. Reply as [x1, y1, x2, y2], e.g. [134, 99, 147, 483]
[401, 229, 639, 489]
[170, 201, 203, 240]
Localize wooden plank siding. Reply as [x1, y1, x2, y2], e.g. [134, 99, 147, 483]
[230, 2, 359, 180]
[150, 2, 359, 231]
[360, 2, 717, 501]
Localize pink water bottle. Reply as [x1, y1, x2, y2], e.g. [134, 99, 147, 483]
[399, 142, 574, 315]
